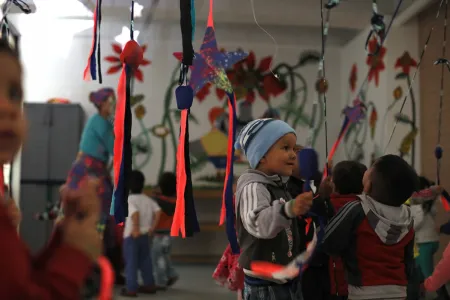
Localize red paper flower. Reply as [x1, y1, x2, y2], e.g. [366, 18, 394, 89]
[216, 51, 286, 103]
[104, 43, 151, 82]
[195, 83, 212, 102]
[395, 51, 417, 75]
[349, 64, 357, 92]
[365, 38, 386, 87]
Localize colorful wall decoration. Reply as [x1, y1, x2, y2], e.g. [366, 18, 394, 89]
[342, 37, 419, 168]
[107, 48, 324, 187]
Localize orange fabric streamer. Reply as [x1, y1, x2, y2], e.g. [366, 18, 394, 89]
[171, 110, 188, 237]
[113, 66, 126, 187]
[219, 93, 236, 225]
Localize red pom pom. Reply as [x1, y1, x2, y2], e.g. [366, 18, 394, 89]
[120, 40, 144, 69]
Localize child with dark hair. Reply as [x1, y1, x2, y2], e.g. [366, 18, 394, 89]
[322, 155, 418, 300]
[0, 39, 103, 299]
[234, 119, 313, 300]
[151, 172, 179, 289]
[121, 170, 161, 297]
[327, 160, 367, 300]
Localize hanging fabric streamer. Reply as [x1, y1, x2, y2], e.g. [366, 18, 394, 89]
[171, 0, 198, 238]
[111, 0, 144, 224]
[172, 0, 247, 252]
[434, 0, 450, 211]
[83, 0, 103, 82]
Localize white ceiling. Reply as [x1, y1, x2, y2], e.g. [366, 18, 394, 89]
[79, 0, 414, 30]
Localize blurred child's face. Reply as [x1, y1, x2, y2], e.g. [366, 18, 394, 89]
[258, 133, 297, 177]
[292, 145, 303, 178]
[100, 98, 113, 117]
[0, 52, 25, 164]
[362, 167, 372, 194]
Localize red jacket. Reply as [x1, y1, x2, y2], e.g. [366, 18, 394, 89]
[328, 193, 359, 296]
[0, 204, 93, 299]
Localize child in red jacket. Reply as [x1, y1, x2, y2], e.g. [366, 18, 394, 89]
[0, 39, 103, 299]
[328, 160, 367, 300]
[322, 155, 418, 300]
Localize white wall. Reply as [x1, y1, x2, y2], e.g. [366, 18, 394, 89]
[338, 18, 420, 171]
[12, 16, 343, 185]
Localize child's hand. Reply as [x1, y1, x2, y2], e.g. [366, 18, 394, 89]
[292, 192, 313, 216]
[319, 177, 334, 198]
[131, 229, 140, 238]
[62, 179, 102, 262]
[433, 185, 444, 194]
[6, 199, 21, 228]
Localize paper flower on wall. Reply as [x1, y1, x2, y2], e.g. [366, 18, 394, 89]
[366, 38, 386, 87]
[349, 64, 357, 92]
[395, 51, 417, 75]
[104, 43, 151, 82]
[216, 51, 286, 103]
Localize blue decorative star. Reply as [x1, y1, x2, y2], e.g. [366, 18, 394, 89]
[174, 26, 248, 95]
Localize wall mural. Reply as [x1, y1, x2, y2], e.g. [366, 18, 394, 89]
[103, 46, 323, 187]
[343, 38, 418, 167]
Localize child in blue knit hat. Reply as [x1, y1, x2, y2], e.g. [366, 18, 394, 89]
[234, 118, 313, 300]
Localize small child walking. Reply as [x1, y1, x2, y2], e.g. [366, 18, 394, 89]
[121, 170, 161, 297]
[151, 172, 179, 289]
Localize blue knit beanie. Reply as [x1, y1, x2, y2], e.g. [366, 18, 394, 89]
[235, 118, 295, 169]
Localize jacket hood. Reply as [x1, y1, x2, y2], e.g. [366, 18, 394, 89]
[330, 193, 359, 212]
[236, 169, 286, 195]
[359, 194, 413, 245]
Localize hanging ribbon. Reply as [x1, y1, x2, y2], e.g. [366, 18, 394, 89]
[112, 1, 141, 223]
[434, 0, 450, 211]
[171, 0, 199, 238]
[83, 0, 103, 83]
[221, 91, 239, 254]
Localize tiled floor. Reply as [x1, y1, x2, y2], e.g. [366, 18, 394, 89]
[114, 264, 237, 300]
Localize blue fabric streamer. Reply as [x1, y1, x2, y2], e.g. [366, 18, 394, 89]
[112, 150, 126, 224]
[225, 92, 239, 254]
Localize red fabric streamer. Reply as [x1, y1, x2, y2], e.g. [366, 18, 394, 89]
[83, 0, 98, 81]
[219, 93, 236, 225]
[171, 110, 188, 237]
[113, 67, 126, 187]
[441, 195, 450, 211]
[323, 120, 351, 179]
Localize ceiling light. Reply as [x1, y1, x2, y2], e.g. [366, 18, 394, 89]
[115, 26, 140, 47]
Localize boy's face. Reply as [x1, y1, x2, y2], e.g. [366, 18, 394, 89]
[362, 167, 372, 194]
[0, 52, 25, 164]
[291, 145, 303, 178]
[259, 133, 297, 177]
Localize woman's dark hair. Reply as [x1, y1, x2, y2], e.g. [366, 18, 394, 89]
[332, 161, 367, 194]
[129, 170, 145, 194]
[158, 172, 176, 197]
[369, 155, 419, 206]
[419, 176, 434, 190]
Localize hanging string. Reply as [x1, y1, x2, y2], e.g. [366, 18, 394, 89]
[435, 0, 449, 186]
[317, 0, 338, 162]
[249, 0, 279, 78]
[385, 0, 445, 152]
[130, 0, 135, 40]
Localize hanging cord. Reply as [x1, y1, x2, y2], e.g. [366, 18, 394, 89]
[435, 0, 449, 185]
[365, 0, 403, 56]
[178, 0, 194, 85]
[317, 0, 338, 161]
[385, 0, 446, 152]
[130, 0, 135, 40]
[249, 0, 278, 78]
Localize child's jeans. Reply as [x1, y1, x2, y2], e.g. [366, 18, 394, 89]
[123, 235, 155, 292]
[243, 278, 302, 300]
[152, 234, 178, 286]
[407, 261, 422, 300]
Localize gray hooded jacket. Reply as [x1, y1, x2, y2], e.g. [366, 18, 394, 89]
[235, 169, 300, 272]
